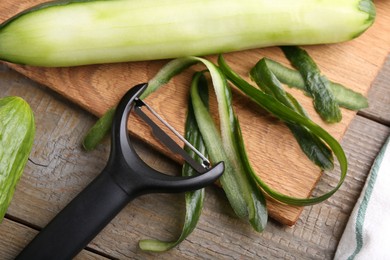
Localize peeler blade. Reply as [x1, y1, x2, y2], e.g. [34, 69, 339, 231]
[134, 98, 210, 173]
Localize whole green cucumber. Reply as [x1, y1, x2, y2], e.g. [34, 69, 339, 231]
[0, 96, 35, 221]
[0, 0, 375, 67]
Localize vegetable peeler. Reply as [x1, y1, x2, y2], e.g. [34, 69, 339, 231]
[17, 83, 224, 259]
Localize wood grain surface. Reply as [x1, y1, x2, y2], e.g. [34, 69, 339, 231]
[0, 219, 107, 259]
[1, 0, 389, 227]
[0, 55, 389, 259]
[0, 57, 390, 260]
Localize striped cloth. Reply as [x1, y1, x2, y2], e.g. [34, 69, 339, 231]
[334, 135, 390, 260]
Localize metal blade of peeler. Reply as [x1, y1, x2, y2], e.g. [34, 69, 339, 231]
[134, 103, 208, 174]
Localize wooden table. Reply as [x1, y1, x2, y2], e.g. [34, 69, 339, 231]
[0, 56, 388, 259]
[0, 52, 389, 259]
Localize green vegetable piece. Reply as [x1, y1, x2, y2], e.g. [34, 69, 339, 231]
[218, 55, 347, 206]
[0, 96, 35, 220]
[264, 58, 368, 110]
[190, 67, 267, 232]
[250, 58, 334, 170]
[281, 46, 342, 123]
[82, 107, 115, 151]
[0, 0, 375, 67]
[81, 59, 199, 150]
[145, 57, 268, 232]
[139, 73, 209, 252]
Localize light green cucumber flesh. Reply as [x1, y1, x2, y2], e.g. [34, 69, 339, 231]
[0, 0, 375, 67]
[0, 97, 35, 220]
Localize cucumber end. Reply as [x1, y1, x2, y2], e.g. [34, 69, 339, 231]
[359, 0, 376, 23]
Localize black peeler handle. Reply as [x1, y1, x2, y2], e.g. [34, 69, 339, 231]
[16, 166, 134, 260]
[17, 84, 224, 259]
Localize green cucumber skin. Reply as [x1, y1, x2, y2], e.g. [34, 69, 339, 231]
[281, 46, 342, 123]
[0, 97, 35, 220]
[264, 58, 369, 110]
[0, 0, 375, 67]
[250, 59, 334, 170]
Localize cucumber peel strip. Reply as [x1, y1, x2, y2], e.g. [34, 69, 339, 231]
[280, 46, 342, 123]
[143, 57, 268, 232]
[263, 58, 368, 110]
[138, 57, 268, 251]
[250, 58, 334, 170]
[218, 55, 347, 206]
[82, 107, 115, 151]
[139, 73, 209, 252]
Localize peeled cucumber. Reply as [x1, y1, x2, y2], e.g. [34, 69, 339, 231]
[0, 0, 375, 67]
[0, 96, 35, 220]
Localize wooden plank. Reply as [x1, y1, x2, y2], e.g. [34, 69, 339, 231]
[1, 0, 389, 226]
[1, 60, 389, 259]
[359, 55, 390, 125]
[0, 218, 110, 259]
[3, 103, 389, 258]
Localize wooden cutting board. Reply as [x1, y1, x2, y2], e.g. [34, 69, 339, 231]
[1, 0, 389, 226]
